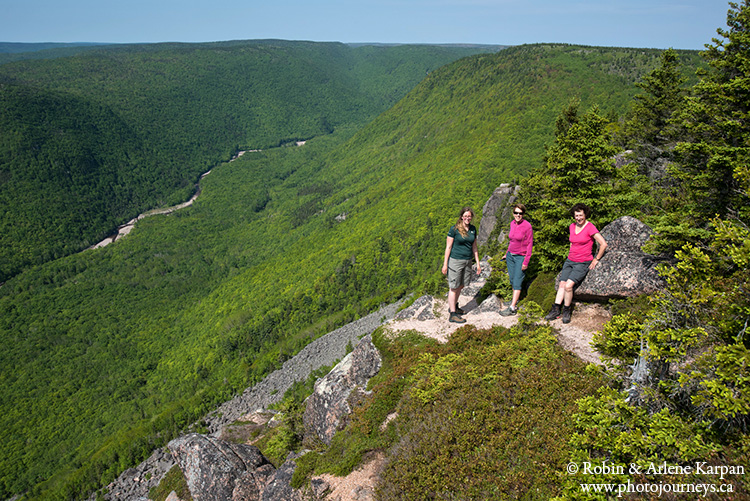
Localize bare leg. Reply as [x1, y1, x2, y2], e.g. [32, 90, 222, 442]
[448, 285, 463, 312]
[554, 282, 566, 305]
[563, 280, 575, 306]
[510, 289, 522, 309]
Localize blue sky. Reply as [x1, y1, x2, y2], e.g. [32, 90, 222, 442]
[1, 0, 733, 50]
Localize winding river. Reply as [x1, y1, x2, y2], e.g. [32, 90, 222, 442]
[88, 139, 307, 250]
[87, 150, 248, 250]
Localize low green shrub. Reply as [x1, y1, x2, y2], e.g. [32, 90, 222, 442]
[377, 322, 604, 499]
[149, 464, 192, 501]
[290, 316, 605, 498]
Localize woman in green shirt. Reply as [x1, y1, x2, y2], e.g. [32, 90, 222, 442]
[441, 206, 482, 323]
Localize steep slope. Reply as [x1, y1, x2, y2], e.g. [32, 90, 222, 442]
[0, 44, 702, 499]
[0, 40, 494, 281]
[0, 83, 156, 268]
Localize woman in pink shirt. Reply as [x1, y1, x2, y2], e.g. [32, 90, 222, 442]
[500, 204, 533, 315]
[544, 203, 607, 324]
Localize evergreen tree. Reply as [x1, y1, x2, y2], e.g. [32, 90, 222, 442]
[618, 48, 688, 186]
[645, 1, 750, 253]
[520, 101, 646, 271]
[622, 48, 687, 149]
[672, 0, 750, 222]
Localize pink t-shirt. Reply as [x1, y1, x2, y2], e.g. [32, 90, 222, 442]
[506, 219, 534, 267]
[568, 222, 599, 262]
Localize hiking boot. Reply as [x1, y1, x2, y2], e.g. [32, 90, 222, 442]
[544, 303, 562, 321]
[562, 305, 572, 324]
[449, 311, 466, 324]
[455, 305, 465, 315]
[500, 306, 517, 316]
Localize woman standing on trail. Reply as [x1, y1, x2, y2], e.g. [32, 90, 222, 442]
[500, 204, 533, 316]
[544, 202, 607, 324]
[442, 206, 482, 324]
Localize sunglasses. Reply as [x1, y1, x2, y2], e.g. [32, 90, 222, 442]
[513, 211, 523, 215]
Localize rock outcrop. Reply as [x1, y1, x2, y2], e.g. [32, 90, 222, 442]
[303, 335, 382, 445]
[167, 433, 274, 501]
[395, 294, 436, 321]
[206, 302, 402, 435]
[94, 447, 174, 501]
[477, 184, 520, 246]
[261, 453, 304, 501]
[570, 216, 667, 301]
[163, 336, 386, 500]
[472, 293, 504, 314]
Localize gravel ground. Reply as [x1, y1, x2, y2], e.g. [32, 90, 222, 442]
[204, 301, 404, 434]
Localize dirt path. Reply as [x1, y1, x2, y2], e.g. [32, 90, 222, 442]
[385, 295, 607, 365]
[384, 258, 608, 364]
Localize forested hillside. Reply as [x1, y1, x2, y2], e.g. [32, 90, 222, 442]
[0, 43, 703, 499]
[255, 4, 750, 495]
[0, 40, 494, 282]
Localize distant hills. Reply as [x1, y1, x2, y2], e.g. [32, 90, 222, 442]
[0, 42, 107, 53]
[0, 40, 702, 499]
[0, 40, 498, 282]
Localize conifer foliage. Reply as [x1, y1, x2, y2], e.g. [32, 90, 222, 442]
[563, 2, 750, 496]
[673, 0, 750, 223]
[519, 102, 646, 271]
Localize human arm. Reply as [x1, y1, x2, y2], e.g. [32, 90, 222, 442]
[472, 239, 482, 275]
[442, 236, 454, 274]
[589, 232, 608, 269]
[522, 223, 533, 270]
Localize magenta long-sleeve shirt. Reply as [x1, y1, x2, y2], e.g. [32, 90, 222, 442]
[506, 219, 534, 267]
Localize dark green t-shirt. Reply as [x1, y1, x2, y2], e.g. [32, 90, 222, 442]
[448, 224, 477, 260]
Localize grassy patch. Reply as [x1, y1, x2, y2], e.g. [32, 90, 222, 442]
[149, 464, 192, 501]
[523, 270, 558, 311]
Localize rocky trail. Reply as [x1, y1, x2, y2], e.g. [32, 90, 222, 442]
[385, 260, 608, 365]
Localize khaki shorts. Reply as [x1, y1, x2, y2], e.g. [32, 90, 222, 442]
[447, 258, 473, 289]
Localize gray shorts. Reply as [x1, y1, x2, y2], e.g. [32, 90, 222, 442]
[447, 258, 473, 289]
[559, 258, 591, 285]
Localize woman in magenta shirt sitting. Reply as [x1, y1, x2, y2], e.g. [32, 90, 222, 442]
[500, 204, 533, 316]
[544, 203, 607, 324]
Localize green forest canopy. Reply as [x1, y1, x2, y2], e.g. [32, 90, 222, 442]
[0, 40, 498, 282]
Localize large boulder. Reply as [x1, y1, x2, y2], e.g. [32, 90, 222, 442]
[167, 433, 274, 501]
[571, 216, 667, 301]
[261, 453, 304, 501]
[477, 184, 520, 246]
[303, 335, 382, 445]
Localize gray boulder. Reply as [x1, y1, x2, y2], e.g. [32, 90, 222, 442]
[167, 433, 273, 501]
[477, 184, 520, 246]
[261, 453, 303, 501]
[472, 294, 504, 314]
[303, 335, 382, 445]
[571, 216, 667, 300]
[395, 295, 435, 321]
